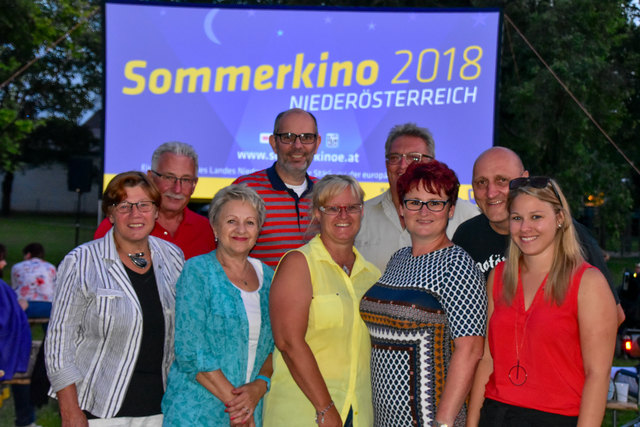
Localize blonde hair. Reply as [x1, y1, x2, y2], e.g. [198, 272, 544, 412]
[306, 175, 364, 237]
[209, 184, 266, 230]
[502, 178, 584, 305]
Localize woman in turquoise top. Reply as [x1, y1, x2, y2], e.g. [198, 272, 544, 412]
[162, 184, 274, 426]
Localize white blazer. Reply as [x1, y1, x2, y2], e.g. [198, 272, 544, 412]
[45, 228, 184, 418]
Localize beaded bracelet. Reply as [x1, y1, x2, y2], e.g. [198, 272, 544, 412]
[315, 400, 335, 424]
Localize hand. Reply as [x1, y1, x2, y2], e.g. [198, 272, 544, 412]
[60, 407, 88, 427]
[18, 299, 29, 311]
[225, 380, 265, 425]
[316, 405, 341, 427]
[233, 414, 256, 427]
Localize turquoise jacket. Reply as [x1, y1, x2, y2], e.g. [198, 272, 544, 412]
[162, 251, 274, 426]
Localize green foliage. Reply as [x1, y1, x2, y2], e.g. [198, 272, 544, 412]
[21, 116, 99, 165]
[0, 0, 101, 213]
[473, 0, 639, 244]
[0, 108, 34, 172]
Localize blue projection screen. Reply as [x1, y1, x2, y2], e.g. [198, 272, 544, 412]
[104, 2, 501, 201]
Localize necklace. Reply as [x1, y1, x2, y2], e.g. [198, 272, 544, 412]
[508, 274, 548, 386]
[218, 255, 250, 287]
[509, 310, 530, 386]
[342, 265, 350, 275]
[127, 252, 147, 269]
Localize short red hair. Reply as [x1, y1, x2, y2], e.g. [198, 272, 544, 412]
[397, 161, 459, 205]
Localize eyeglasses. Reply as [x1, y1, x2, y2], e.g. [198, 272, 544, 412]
[150, 170, 196, 187]
[509, 176, 563, 208]
[385, 152, 433, 165]
[274, 132, 318, 145]
[318, 204, 363, 215]
[403, 199, 450, 212]
[112, 200, 156, 214]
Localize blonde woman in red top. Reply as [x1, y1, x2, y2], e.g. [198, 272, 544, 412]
[468, 177, 617, 427]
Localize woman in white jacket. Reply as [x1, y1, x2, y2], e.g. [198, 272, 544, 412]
[45, 171, 184, 426]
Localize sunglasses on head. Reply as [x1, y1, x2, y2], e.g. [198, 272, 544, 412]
[509, 176, 563, 208]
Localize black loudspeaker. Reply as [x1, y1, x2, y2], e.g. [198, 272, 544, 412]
[68, 157, 93, 193]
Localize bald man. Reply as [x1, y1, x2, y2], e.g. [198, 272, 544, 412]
[452, 146, 623, 322]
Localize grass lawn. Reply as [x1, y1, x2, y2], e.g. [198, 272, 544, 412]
[0, 213, 97, 282]
[1, 214, 96, 427]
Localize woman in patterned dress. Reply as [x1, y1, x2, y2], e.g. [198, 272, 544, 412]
[162, 184, 274, 426]
[360, 161, 487, 427]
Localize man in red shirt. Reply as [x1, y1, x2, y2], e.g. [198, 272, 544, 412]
[94, 142, 215, 259]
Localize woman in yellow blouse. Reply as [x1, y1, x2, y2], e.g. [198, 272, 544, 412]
[263, 175, 380, 427]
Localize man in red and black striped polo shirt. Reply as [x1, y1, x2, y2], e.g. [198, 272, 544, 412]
[233, 108, 320, 268]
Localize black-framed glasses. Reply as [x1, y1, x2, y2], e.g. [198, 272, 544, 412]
[274, 132, 318, 145]
[403, 199, 450, 212]
[318, 204, 363, 215]
[385, 152, 433, 165]
[509, 176, 563, 208]
[150, 170, 196, 187]
[113, 200, 156, 214]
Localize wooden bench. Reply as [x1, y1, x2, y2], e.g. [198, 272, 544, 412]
[0, 340, 43, 385]
[0, 318, 49, 385]
[607, 400, 639, 427]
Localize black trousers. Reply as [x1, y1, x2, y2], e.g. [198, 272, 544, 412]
[479, 398, 578, 427]
[344, 406, 353, 427]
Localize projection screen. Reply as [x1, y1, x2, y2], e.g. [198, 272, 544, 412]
[104, 1, 501, 201]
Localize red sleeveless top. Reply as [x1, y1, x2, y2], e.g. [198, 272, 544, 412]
[484, 261, 591, 416]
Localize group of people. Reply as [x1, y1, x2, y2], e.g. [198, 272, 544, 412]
[35, 107, 619, 427]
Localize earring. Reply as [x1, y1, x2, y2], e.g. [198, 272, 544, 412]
[557, 223, 562, 229]
[215, 236, 218, 243]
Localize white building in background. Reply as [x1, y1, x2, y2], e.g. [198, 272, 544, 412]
[8, 163, 99, 214]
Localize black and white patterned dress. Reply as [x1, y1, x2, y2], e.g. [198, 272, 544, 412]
[360, 245, 487, 427]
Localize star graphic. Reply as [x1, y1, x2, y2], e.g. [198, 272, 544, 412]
[277, 29, 284, 36]
[473, 13, 487, 27]
[325, 16, 332, 24]
[369, 22, 376, 30]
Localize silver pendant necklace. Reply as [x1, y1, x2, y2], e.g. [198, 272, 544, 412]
[509, 274, 548, 386]
[127, 252, 147, 269]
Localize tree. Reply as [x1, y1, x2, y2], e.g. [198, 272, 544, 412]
[0, 0, 101, 214]
[482, 0, 638, 244]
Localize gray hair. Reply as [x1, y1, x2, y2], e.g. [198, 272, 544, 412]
[384, 123, 435, 157]
[151, 142, 199, 176]
[273, 108, 318, 134]
[208, 184, 266, 230]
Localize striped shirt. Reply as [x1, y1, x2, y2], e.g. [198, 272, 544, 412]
[233, 163, 315, 268]
[45, 229, 184, 418]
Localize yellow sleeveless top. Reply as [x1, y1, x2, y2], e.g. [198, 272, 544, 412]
[263, 235, 380, 426]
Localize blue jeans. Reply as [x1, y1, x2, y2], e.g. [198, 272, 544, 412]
[25, 301, 52, 319]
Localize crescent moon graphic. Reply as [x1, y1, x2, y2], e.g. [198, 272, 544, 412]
[204, 10, 221, 45]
